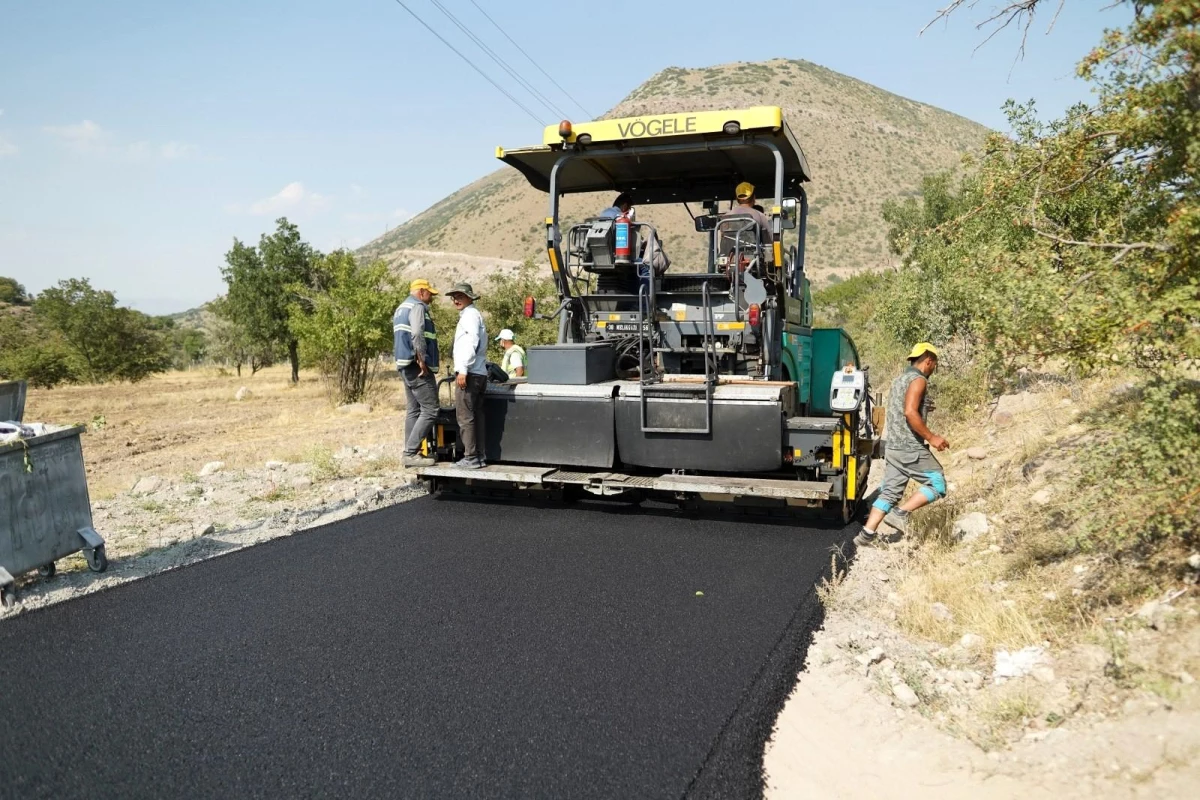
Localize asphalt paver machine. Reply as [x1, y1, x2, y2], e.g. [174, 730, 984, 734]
[417, 106, 880, 520]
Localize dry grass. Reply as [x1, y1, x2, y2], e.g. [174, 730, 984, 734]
[816, 547, 851, 610]
[965, 685, 1047, 751]
[884, 375, 1132, 652]
[24, 366, 408, 497]
[896, 546, 1047, 649]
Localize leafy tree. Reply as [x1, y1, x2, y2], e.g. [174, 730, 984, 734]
[903, 0, 1199, 374]
[289, 251, 406, 404]
[0, 342, 78, 388]
[902, 0, 1200, 552]
[219, 218, 322, 383]
[206, 298, 277, 376]
[0, 277, 29, 306]
[161, 324, 208, 370]
[0, 312, 77, 387]
[32, 278, 172, 383]
[477, 260, 559, 362]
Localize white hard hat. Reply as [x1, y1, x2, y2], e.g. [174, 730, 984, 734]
[494, 328, 515, 341]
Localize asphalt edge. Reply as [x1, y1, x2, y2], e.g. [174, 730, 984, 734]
[682, 576, 831, 798]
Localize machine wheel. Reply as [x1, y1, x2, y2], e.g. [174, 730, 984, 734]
[38, 563, 56, 580]
[86, 546, 108, 573]
[1, 587, 15, 610]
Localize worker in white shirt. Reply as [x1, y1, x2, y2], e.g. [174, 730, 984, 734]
[447, 282, 488, 469]
[496, 329, 526, 378]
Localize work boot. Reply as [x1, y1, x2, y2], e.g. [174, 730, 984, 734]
[883, 509, 911, 535]
[455, 457, 485, 470]
[853, 527, 882, 548]
[402, 454, 436, 468]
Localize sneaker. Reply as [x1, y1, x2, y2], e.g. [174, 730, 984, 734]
[402, 454, 437, 468]
[853, 528, 881, 548]
[455, 457, 485, 470]
[883, 509, 911, 535]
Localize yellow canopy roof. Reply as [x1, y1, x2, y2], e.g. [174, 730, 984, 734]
[496, 106, 811, 204]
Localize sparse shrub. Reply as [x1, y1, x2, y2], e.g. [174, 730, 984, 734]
[303, 445, 340, 481]
[290, 251, 406, 405]
[1075, 378, 1200, 555]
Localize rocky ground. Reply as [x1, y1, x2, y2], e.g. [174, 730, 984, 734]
[766, 380, 1200, 798]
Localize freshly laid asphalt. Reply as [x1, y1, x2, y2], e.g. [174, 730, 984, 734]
[0, 495, 850, 799]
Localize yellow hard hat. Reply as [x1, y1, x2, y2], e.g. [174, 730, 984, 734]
[735, 181, 755, 199]
[907, 342, 939, 360]
[409, 278, 438, 295]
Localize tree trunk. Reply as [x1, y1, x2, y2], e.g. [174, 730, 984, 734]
[236, 361, 242, 377]
[288, 340, 299, 383]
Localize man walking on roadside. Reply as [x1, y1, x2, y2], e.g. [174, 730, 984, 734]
[447, 282, 488, 469]
[496, 329, 525, 378]
[393, 278, 440, 468]
[855, 342, 950, 547]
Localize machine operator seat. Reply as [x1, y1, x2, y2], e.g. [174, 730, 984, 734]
[716, 215, 772, 278]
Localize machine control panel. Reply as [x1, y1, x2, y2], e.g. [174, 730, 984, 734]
[830, 366, 867, 412]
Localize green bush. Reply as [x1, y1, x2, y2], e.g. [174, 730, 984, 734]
[1076, 379, 1200, 554]
[0, 343, 77, 388]
[289, 251, 406, 404]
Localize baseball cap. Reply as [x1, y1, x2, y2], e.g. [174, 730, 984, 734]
[735, 181, 755, 199]
[907, 342, 940, 361]
[409, 278, 438, 295]
[494, 328, 515, 342]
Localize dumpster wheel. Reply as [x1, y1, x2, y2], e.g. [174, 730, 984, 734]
[38, 563, 56, 580]
[85, 546, 108, 573]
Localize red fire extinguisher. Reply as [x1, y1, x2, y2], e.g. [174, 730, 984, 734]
[614, 212, 632, 264]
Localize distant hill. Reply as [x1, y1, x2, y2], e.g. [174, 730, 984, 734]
[358, 58, 989, 284]
[165, 304, 216, 331]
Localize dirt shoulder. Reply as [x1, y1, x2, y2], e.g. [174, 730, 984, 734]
[765, 378, 1200, 798]
[3, 367, 425, 616]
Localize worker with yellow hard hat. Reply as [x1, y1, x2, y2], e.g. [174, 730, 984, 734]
[855, 342, 950, 548]
[394, 278, 441, 468]
[720, 180, 775, 264]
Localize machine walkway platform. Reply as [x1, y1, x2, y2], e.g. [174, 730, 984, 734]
[415, 464, 833, 502]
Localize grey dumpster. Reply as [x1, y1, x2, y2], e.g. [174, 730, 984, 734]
[0, 380, 26, 423]
[0, 417, 107, 609]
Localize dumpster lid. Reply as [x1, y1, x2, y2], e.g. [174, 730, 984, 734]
[0, 381, 27, 423]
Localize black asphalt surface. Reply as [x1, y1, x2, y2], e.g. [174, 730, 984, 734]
[0, 495, 849, 799]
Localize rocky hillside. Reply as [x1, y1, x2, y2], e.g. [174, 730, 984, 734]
[359, 58, 989, 283]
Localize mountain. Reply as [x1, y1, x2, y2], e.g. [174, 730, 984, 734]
[358, 58, 989, 285]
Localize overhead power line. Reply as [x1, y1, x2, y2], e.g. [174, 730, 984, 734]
[467, 0, 595, 120]
[390, 0, 545, 126]
[430, 0, 569, 121]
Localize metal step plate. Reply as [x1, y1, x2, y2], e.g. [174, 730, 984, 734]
[651, 474, 832, 500]
[417, 463, 832, 502]
[415, 464, 555, 484]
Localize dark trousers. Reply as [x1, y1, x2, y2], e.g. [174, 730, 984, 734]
[455, 373, 488, 460]
[400, 365, 439, 456]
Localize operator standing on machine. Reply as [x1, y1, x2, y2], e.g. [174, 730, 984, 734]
[855, 343, 950, 547]
[447, 283, 489, 470]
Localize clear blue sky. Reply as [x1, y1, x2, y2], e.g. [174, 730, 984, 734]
[0, 0, 1131, 314]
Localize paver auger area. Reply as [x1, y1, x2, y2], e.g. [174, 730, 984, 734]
[0, 495, 849, 799]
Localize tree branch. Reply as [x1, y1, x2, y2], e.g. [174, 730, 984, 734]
[1031, 227, 1172, 261]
